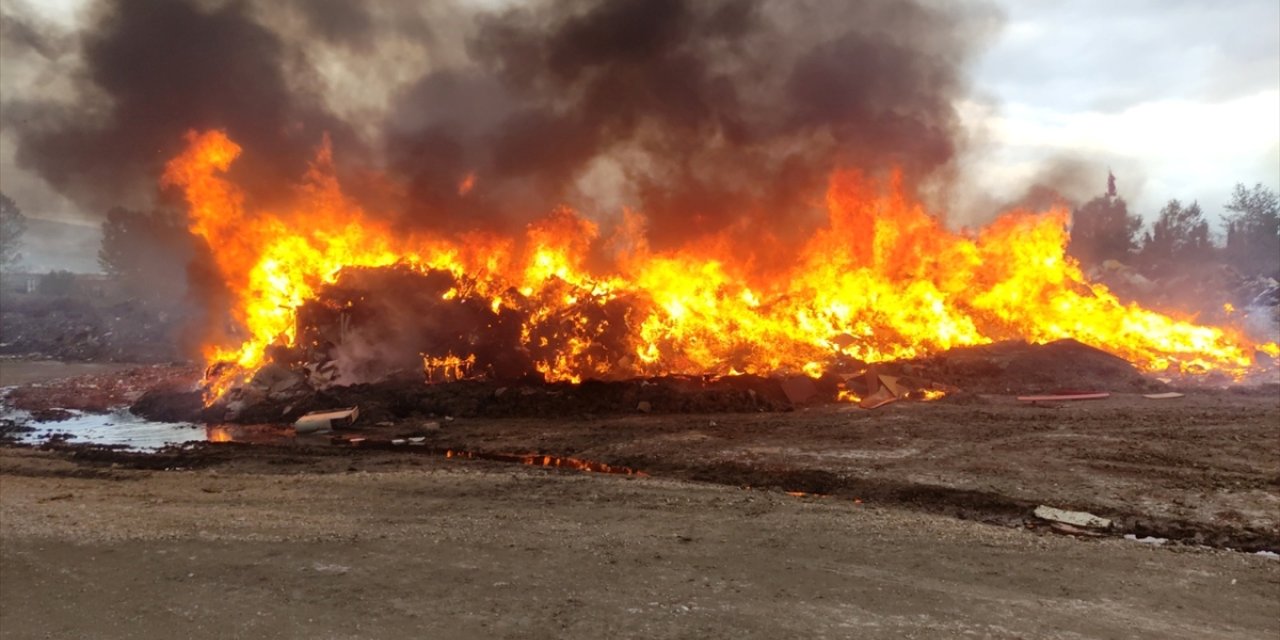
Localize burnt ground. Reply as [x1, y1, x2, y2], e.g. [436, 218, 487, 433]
[2, 360, 1279, 638]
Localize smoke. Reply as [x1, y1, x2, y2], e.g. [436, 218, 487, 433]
[383, 0, 1001, 257]
[2, 0, 1001, 253]
[2, 0, 354, 214]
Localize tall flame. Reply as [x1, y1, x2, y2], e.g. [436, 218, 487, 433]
[162, 130, 1276, 397]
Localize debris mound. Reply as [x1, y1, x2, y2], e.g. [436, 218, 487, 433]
[903, 339, 1160, 394]
[121, 340, 1171, 424]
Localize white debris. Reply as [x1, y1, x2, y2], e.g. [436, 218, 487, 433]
[294, 406, 359, 433]
[1123, 534, 1168, 545]
[1034, 505, 1112, 530]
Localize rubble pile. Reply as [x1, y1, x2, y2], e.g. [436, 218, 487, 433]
[0, 296, 184, 363]
[1090, 260, 1280, 331]
[900, 339, 1162, 395]
[123, 339, 1169, 425]
[6, 364, 200, 414]
[135, 371, 798, 424]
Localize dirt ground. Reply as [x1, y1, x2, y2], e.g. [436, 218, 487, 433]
[2, 362, 1279, 638]
[395, 391, 1280, 550]
[0, 359, 145, 387]
[2, 447, 1278, 640]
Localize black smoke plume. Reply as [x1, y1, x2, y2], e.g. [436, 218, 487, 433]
[4, 0, 998, 252]
[3, 0, 354, 214]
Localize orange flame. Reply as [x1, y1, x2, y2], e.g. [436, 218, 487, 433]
[161, 130, 1275, 399]
[457, 172, 476, 196]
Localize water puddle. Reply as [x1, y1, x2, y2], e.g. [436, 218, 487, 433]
[10, 408, 205, 451]
[3, 405, 643, 478]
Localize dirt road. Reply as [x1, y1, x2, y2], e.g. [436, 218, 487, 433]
[2, 448, 1277, 639]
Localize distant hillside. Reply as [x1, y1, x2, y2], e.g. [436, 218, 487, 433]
[15, 218, 102, 274]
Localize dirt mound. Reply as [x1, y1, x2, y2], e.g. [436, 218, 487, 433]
[162, 374, 797, 424]
[904, 339, 1162, 394]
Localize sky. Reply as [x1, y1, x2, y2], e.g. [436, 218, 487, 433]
[1, 0, 1278, 234]
[964, 0, 1280, 225]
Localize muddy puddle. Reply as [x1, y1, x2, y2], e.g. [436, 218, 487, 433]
[8, 408, 206, 451]
[0, 396, 301, 450]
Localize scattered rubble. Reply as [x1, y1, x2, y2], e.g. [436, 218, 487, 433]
[0, 296, 184, 363]
[838, 369, 957, 409]
[1090, 260, 1280, 332]
[118, 339, 1180, 424]
[6, 364, 200, 414]
[1, 339, 1217, 429]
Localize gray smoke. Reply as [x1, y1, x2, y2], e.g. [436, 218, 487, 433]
[2, 0, 1001, 257]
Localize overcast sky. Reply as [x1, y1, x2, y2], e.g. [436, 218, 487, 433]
[966, 0, 1279, 225]
[2, 0, 1278, 230]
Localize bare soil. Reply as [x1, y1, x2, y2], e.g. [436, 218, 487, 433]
[2, 361, 1279, 638]
[3, 447, 1278, 640]
[0, 359, 148, 387]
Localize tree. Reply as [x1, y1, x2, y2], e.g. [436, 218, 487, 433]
[38, 270, 78, 296]
[1138, 199, 1212, 273]
[0, 192, 26, 272]
[1068, 172, 1142, 268]
[99, 207, 196, 303]
[1223, 183, 1280, 276]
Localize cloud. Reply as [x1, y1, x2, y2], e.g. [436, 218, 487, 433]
[976, 0, 1280, 112]
[957, 89, 1280, 225]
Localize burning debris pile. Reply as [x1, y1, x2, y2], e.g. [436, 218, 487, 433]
[5, 0, 1276, 415]
[1089, 261, 1280, 336]
[133, 338, 1164, 426]
[163, 131, 1275, 409]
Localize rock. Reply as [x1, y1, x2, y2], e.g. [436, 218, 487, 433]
[636, 401, 652, 413]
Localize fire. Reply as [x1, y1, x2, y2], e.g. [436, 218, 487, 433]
[161, 130, 1275, 399]
[423, 353, 476, 384]
[457, 172, 476, 196]
[206, 426, 233, 443]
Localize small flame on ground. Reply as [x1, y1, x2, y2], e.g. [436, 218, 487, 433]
[206, 426, 233, 443]
[444, 449, 646, 476]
